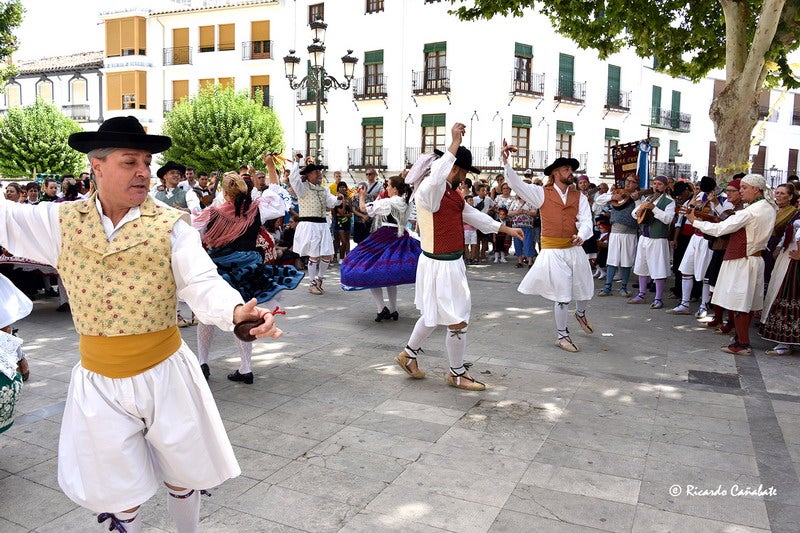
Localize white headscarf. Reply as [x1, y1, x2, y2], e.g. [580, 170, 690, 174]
[742, 173, 776, 206]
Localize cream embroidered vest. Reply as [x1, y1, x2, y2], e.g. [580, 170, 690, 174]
[298, 185, 328, 218]
[57, 194, 185, 336]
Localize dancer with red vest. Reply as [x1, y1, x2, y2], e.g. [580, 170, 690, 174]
[502, 140, 596, 353]
[395, 123, 522, 390]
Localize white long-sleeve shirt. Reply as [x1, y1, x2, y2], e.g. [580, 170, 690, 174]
[0, 198, 243, 331]
[416, 151, 501, 234]
[504, 164, 593, 241]
[287, 162, 341, 209]
[631, 193, 676, 226]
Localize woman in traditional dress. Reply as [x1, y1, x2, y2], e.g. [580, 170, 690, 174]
[340, 175, 422, 321]
[763, 182, 798, 284]
[760, 207, 800, 356]
[192, 163, 303, 383]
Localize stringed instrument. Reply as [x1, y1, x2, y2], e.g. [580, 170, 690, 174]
[636, 191, 664, 224]
[611, 188, 652, 209]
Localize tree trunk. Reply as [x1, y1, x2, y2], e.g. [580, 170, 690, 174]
[709, 81, 759, 184]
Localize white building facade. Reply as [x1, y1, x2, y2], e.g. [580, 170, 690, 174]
[13, 0, 800, 183]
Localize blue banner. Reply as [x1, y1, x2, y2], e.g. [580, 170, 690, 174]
[637, 141, 651, 189]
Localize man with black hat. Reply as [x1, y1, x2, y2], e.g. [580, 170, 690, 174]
[0, 116, 282, 532]
[395, 123, 522, 391]
[502, 141, 595, 353]
[154, 160, 201, 215]
[667, 176, 733, 317]
[288, 153, 342, 295]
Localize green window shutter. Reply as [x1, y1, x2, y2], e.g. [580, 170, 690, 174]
[650, 136, 660, 147]
[556, 120, 574, 135]
[421, 113, 446, 127]
[364, 50, 383, 65]
[558, 53, 574, 97]
[306, 121, 324, 134]
[607, 64, 620, 105]
[361, 116, 383, 127]
[651, 86, 661, 109]
[514, 42, 532, 58]
[669, 140, 679, 160]
[604, 128, 620, 141]
[671, 90, 681, 113]
[423, 41, 447, 54]
[511, 115, 531, 128]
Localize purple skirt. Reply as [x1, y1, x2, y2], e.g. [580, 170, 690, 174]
[340, 226, 421, 290]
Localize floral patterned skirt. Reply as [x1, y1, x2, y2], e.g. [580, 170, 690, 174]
[760, 259, 800, 345]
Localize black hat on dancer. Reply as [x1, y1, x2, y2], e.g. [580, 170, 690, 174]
[699, 176, 717, 193]
[156, 161, 187, 179]
[453, 146, 480, 175]
[299, 163, 328, 175]
[544, 157, 580, 176]
[68, 116, 171, 154]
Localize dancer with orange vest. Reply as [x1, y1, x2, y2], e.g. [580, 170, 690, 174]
[395, 123, 522, 390]
[502, 140, 596, 353]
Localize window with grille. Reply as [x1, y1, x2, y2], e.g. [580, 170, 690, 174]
[5, 82, 20, 107]
[424, 48, 446, 90]
[366, 0, 383, 13]
[511, 115, 531, 168]
[36, 78, 54, 103]
[365, 62, 383, 94]
[363, 121, 383, 167]
[556, 134, 572, 159]
[70, 77, 87, 104]
[513, 43, 533, 92]
[309, 3, 324, 24]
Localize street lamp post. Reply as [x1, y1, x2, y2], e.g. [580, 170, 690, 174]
[283, 19, 358, 165]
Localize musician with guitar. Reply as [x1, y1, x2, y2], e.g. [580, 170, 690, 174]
[666, 176, 734, 317]
[595, 176, 642, 298]
[628, 175, 675, 309]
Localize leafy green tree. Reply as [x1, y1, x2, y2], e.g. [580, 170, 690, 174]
[0, 0, 22, 84]
[0, 99, 84, 177]
[161, 85, 284, 172]
[451, 0, 800, 181]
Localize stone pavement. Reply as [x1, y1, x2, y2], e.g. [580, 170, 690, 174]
[1, 261, 799, 532]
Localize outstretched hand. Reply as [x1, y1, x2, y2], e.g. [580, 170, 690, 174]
[233, 298, 283, 339]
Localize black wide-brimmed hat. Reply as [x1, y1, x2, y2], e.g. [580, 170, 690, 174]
[299, 163, 328, 175]
[157, 161, 186, 179]
[544, 157, 580, 176]
[68, 116, 171, 154]
[454, 146, 480, 175]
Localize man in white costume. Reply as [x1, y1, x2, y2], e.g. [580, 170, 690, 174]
[501, 141, 595, 353]
[0, 116, 282, 533]
[287, 155, 342, 295]
[688, 174, 777, 355]
[628, 175, 675, 309]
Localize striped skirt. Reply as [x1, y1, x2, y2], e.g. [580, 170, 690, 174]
[340, 226, 422, 290]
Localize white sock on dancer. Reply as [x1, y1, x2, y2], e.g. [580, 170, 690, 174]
[235, 337, 253, 374]
[554, 302, 569, 338]
[196, 323, 215, 365]
[575, 300, 588, 315]
[681, 276, 693, 306]
[369, 288, 385, 311]
[386, 286, 398, 313]
[167, 487, 200, 533]
[445, 326, 467, 372]
[108, 509, 142, 533]
[307, 259, 319, 281]
[701, 281, 711, 306]
[407, 316, 436, 351]
[317, 258, 331, 279]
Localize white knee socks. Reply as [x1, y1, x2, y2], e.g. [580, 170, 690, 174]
[167, 487, 200, 533]
[235, 337, 253, 374]
[407, 316, 436, 351]
[445, 327, 467, 372]
[317, 257, 331, 279]
[369, 288, 385, 311]
[196, 323, 215, 365]
[554, 302, 569, 338]
[681, 276, 694, 306]
[386, 286, 398, 313]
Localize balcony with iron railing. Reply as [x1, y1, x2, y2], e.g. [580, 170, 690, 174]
[649, 108, 691, 132]
[242, 40, 273, 60]
[404, 146, 444, 166]
[654, 162, 692, 178]
[296, 88, 327, 106]
[353, 75, 388, 100]
[62, 104, 90, 121]
[348, 147, 389, 169]
[605, 90, 631, 112]
[554, 80, 586, 104]
[509, 70, 545, 97]
[163, 46, 192, 66]
[411, 67, 451, 95]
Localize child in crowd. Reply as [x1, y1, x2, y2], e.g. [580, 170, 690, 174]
[493, 206, 512, 263]
[463, 196, 478, 264]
